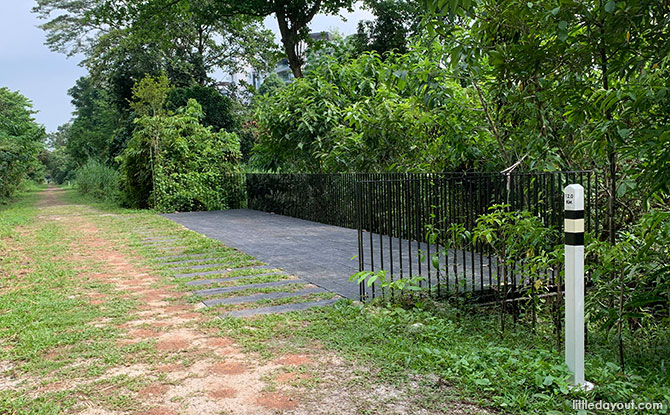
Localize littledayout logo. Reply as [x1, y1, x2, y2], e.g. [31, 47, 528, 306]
[573, 399, 667, 412]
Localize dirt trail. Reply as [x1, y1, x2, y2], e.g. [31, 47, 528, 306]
[13, 187, 317, 415]
[2, 188, 491, 415]
[36, 185, 70, 208]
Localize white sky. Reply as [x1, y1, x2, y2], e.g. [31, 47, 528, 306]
[0, 2, 373, 133]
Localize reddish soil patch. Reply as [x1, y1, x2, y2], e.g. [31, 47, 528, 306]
[210, 361, 247, 375]
[178, 312, 201, 320]
[88, 293, 108, 305]
[155, 363, 184, 373]
[42, 347, 66, 360]
[156, 337, 190, 352]
[206, 337, 233, 348]
[208, 386, 238, 399]
[274, 354, 312, 366]
[142, 289, 173, 297]
[137, 406, 178, 415]
[129, 328, 159, 339]
[254, 392, 298, 410]
[164, 305, 190, 313]
[122, 278, 151, 286]
[276, 372, 312, 383]
[139, 383, 169, 396]
[127, 287, 152, 293]
[39, 381, 67, 392]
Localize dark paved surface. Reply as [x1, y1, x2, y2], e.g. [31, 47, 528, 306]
[164, 209, 363, 299]
[164, 209, 502, 300]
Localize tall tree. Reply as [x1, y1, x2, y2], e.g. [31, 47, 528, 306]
[352, 0, 424, 56]
[33, 0, 277, 85]
[66, 77, 119, 166]
[205, 0, 354, 78]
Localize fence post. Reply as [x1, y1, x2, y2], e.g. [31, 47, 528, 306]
[563, 184, 593, 390]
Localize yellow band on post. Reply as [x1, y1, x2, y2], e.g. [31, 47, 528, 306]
[564, 218, 584, 233]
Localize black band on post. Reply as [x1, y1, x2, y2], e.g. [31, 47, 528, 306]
[565, 232, 584, 246]
[565, 210, 585, 219]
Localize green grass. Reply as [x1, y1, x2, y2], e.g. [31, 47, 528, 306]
[0, 188, 143, 413]
[206, 299, 670, 414]
[204, 292, 340, 313]
[0, 184, 43, 239]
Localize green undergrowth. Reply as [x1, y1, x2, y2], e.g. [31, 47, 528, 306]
[62, 185, 134, 214]
[209, 299, 669, 415]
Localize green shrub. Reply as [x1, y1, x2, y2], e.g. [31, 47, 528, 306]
[75, 160, 121, 203]
[166, 85, 235, 132]
[257, 73, 285, 97]
[251, 46, 491, 173]
[0, 87, 45, 202]
[153, 100, 242, 212]
[119, 98, 242, 211]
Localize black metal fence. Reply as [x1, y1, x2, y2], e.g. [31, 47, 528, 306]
[356, 172, 599, 301]
[229, 173, 405, 228]
[227, 171, 599, 301]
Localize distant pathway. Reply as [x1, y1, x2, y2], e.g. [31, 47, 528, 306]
[164, 209, 362, 300]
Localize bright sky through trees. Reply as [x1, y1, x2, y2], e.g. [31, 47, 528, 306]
[0, 2, 372, 132]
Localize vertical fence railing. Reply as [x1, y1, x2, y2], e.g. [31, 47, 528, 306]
[355, 171, 599, 301]
[226, 171, 599, 302]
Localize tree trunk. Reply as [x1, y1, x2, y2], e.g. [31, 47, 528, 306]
[600, 10, 616, 245]
[617, 268, 626, 372]
[275, 11, 304, 78]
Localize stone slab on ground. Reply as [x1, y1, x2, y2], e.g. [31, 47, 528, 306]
[193, 279, 304, 297]
[202, 286, 324, 307]
[185, 272, 288, 286]
[221, 298, 341, 318]
[161, 257, 239, 266]
[173, 262, 258, 270]
[174, 265, 273, 279]
[154, 252, 217, 260]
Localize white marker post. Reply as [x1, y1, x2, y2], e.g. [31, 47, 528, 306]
[563, 184, 592, 390]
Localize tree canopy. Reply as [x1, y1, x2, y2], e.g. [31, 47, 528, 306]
[203, 0, 354, 78]
[0, 88, 45, 200]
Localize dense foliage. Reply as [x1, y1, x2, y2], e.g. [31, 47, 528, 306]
[166, 85, 235, 132]
[138, 100, 242, 212]
[67, 77, 119, 166]
[43, 123, 76, 184]
[352, 0, 424, 55]
[116, 75, 242, 211]
[0, 88, 45, 201]
[251, 45, 492, 172]
[74, 159, 121, 203]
